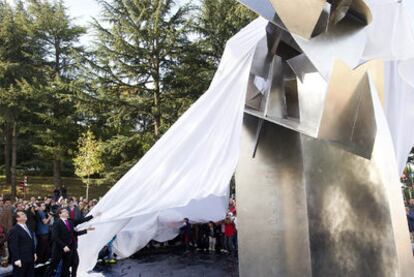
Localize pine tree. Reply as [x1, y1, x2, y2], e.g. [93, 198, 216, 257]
[27, 0, 85, 188]
[164, 0, 256, 122]
[0, 1, 44, 196]
[195, 0, 256, 69]
[81, 0, 192, 182]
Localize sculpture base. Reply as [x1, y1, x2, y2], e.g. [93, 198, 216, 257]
[236, 114, 413, 277]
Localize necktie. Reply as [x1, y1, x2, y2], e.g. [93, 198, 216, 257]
[64, 220, 71, 231]
[64, 220, 75, 244]
[22, 224, 31, 238]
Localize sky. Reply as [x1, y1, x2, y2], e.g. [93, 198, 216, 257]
[65, 0, 190, 26]
[64, 0, 100, 27]
[6, 0, 100, 25]
[6, 0, 194, 45]
[64, 0, 101, 45]
[5, 0, 101, 45]
[64, 0, 192, 45]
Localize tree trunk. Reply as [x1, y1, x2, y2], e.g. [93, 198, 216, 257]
[52, 39, 63, 189]
[53, 157, 62, 189]
[55, 38, 61, 76]
[10, 122, 17, 198]
[86, 175, 90, 201]
[153, 56, 161, 137]
[153, 86, 161, 137]
[4, 122, 12, 186]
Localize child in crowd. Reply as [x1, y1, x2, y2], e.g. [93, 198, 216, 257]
[208, 221, 216, 252]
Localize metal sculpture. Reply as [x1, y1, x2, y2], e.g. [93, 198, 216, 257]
[235, 1, 414, 276]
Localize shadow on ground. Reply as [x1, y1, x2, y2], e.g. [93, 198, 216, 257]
[93, 250, 239, 277]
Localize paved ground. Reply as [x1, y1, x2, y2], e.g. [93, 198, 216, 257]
[0, 249, 238, 277]
[93, 251, 239, 277]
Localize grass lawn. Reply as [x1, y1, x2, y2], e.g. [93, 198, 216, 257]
[0, 176, 112, 200]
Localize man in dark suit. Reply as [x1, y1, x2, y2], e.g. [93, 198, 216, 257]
[8, 211, 36, 277]
[47, 207, 98, 277]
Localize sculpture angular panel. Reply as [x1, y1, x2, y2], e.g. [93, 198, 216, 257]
[235, 1, 414, 276]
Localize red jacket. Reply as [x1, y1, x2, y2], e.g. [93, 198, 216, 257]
[224, 222, 236, 237]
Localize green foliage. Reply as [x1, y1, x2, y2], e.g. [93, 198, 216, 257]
[26, 0, 86, 186]
[0, 175, 110, 199]
[87, 0, 192, 133]
[0, 1, 46, 195]
[0, 1, 43, 121]
[77, 0, 194, 181]
[73, 130, 104, 199]
[0, 0, 257, 189]
[195, 0, 257, 64]
[164, 0, 256, 116]
[73, 130, 104, 179]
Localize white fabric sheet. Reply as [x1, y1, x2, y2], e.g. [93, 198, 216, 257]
[77, 17, 268, 275]
[364, 0, 414, 173]
[363, 0, 414, 61]
[384, 61, 414, 174]
[77, 2, 414, 274]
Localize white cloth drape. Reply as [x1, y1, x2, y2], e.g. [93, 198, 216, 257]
[76, 17, 268, 275]
[363, 0, 414, 173]
[77, 2, 414, 275]
[384, 62, 414, 174]
[363, 0, 414, 61]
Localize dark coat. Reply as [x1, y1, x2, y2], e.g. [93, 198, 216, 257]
[407, 209, 414, 232]
[25, 208, 37, 233]
[8, 224, 36, 263]
[179, 222, 192, 236]
[67, 206, 82, 221]
[51, 215, 93, 254]
[53, 188, 61, 202]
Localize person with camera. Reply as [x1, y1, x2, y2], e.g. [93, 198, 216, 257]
[24, 204, 37, 237]
[47, 207, 100, 277]
[35, 202, 52, 264]
[8, 211, 37, 277]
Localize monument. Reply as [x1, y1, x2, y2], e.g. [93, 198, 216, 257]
[76, 2, 414, 275]
[235, 1, 414, 276]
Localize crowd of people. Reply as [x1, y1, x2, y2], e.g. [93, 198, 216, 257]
[3, 185, 413, 275]
[403, 181, 414, 254]
[0, 189, 238, 276]
[178, 199, 238, 255]
[0, 192, 100, 276]
[406, 199, 414, 243]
